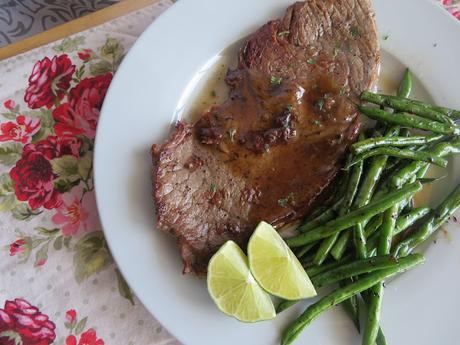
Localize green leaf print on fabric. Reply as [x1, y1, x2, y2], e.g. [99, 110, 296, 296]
[53, 36, 86, 53]
[73, 231, 113, 283]
[0, 143, 23, 166]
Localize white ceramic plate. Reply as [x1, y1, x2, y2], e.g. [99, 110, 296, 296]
[94, 1, 460, 344]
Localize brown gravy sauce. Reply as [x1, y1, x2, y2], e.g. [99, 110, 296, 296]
[193, 68, 358, 225]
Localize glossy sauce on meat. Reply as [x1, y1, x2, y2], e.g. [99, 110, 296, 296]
[195, 69, 358, 226]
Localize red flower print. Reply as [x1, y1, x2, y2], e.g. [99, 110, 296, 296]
[66, 335, 77, 345]
[24, 135, 81, 160]
[10, 136, 81, 210]
[3, 99, 15, 110]
[66, 309, 77, 323]
[10, 150, 60, 210]
[0, 115, 41, 144]
[9, 239, 26, 256]
[65, 329, 104, 345]
[24, 54, 75, 109]
[77, 49, 93, 61]
[53, 73, 112, 139]
[52, 104, 87, 137]
[0, 298, 56, 345]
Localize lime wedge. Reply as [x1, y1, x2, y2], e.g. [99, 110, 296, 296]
[248, 221, 317, 300]
[207, 241, 276, 322]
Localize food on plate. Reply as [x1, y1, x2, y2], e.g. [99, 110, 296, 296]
[151, 0, 379, 275]
[207, 240, 276, 322]
[247, 222, 316, 300]
[149, 0, 460, 344]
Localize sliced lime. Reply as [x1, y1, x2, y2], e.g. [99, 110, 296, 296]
[207, 241, 276, 322]
[248, 221, 317, 300]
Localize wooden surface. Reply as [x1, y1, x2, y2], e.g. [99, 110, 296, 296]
[0, 0, 161, 61]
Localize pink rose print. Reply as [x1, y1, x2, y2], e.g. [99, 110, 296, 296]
[53, 73, 112, 139]
[66, 329, 104, 345]
[3, 99, 15, 110]
[9, 239, 26, 256]
[0, 298, 56, 345]
[24, 54, 76, 109]
[52, 186, 101, 236]
[77, 49, 93, 61]
[0, 115, 41, 144]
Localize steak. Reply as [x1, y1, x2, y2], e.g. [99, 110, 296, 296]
[152, 0, 379, 275]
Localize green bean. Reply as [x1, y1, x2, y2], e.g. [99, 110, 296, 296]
[395, 207, 431, 234]
[297, 198, 343, 233]
[397, 68, 413, 98]
[351, 132, 396, 260]
[361, 91, 453, 124]
[358, 106, 458, 135]
[366, 207, 431, 253]
[365, 214, 384, 238]
[312, 255, 400, 288]
[342, 292, 388, 345]
[314, 234, 341, 266]
[331, 232, 351, 260]
[363, 283, 384, 345]
[304, 256, 352, 277]
[286, 182, 422, 247]
[391, 139, 460, 187]
[281, 254, 425, 345]
[278, 255, 408, 313]
[351, 134, 443, 155]
[393, 183, 460, 257]
[406, 99, 460, 119]
[276, 300, 298, 314]
[295, 243, 316, 259]
[314, 158, 364, 265]
[330, 214, 381, 261]
[306, 205, 329, 222]
[362, 203, 398, 345]
[347, 147, 448, 169]
[341, 288, 361, 333]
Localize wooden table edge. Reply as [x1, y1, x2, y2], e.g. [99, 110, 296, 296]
[0, 0, 163, 61]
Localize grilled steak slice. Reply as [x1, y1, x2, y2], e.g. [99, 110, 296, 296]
[152, 0, 379, 275]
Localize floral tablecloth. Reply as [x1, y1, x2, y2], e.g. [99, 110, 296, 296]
[0, 1, 458, 345]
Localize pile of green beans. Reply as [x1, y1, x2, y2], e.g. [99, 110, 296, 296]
[281, 68, 460, 345]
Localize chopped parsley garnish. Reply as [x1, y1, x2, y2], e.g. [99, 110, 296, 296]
[278, 30, 290, 37]
[339, 88, 346, 96]
[278, 198, 289, 207]
[306, 58, 316, 65]
[210, 183, 218, 193]
[228, 128, 236, 142]
[210, 90, 217, 97]
[383, 34, 390, 41]
[315, 99, 325, 111]
[270, 75, 283, 86]
[286, 104, 294, 112]
[278, 193, 295, 208]
[313, 120, 322, 126]
[350, 26, 361, 38]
